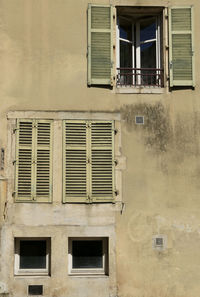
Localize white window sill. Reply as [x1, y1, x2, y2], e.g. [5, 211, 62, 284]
[115, 86, 165, 94]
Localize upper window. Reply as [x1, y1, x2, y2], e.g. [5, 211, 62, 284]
[116, 7, 163, 87]
[87, 5, 195, 88]
[15, 119, 52, 202]
[63, 120, 115, 203]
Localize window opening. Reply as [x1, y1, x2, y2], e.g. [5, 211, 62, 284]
[116, 7, 163, 87]
[68, 238, 108, 275]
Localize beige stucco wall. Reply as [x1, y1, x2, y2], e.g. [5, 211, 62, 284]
[0, 0, 200, 296]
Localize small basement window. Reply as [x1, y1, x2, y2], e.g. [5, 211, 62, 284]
[68, 238, 108, 275]
[15, 238, 50, 276]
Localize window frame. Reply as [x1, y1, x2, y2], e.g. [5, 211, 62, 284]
[14, 238, 51, 276]
[68, 237, 108, 276]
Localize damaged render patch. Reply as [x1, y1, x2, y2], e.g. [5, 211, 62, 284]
[121, 103, 172, 152]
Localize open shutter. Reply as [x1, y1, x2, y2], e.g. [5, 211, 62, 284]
[90, 121, 114, 202]
[88, 4, 113, 85]
[35, 120, 52, 202]
[15, 120, 34, 201]
[169, 7, 195, 87]
[63, 121, 88, 203]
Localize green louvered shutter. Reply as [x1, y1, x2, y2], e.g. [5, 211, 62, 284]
[90, 121, 114, 202]
[15, 119, 52, 202]
[63, 121, 88, 203]
[15, 120, 33, 201]
[35, 120, 52, 202]
[169, 7, 195, 87]
[88, 4, 113, 85]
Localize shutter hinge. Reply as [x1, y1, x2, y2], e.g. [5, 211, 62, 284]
[169, 62, 173, 69]
[86, 122, 91, 128]
[114, 190, 119, 196]
[12, 191, 16, 197]
[113, 129, 118, 134]
[13, 127, 18, 134]
[12, 160, 16, 165]
[113, 159, 118, 166]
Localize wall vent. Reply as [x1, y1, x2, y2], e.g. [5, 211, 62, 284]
[135, 116, 144, 125]
[28, 285, 43, 295]
[152, 234, 166, 250]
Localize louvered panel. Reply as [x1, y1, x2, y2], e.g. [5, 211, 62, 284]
[36, 150, 50, 197]
[91, 32, 111, 79]
[91, 122, 113, 147]
[91, 7, 111, 29]
[36, 121, 52, 201]
[171, 8, 191, 31]
[91, 149, 113, 198]
[37, 122, 51, 146]
[64, 121, 88, 202]
[172, 34, 192, 80]
[19, 121, 32, 146]
[65, 122, 86, 146]
[65, 149, 87, 197]
[17, 149, 32, 197]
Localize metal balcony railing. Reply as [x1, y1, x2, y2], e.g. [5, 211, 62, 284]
[116, 68, 164, 87]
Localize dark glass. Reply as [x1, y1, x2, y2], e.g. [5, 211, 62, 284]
[140, 19, 156, 42]
[120, 41, 133, 85]
[119, 24, 132, 41]
[72, 240, 103, 269]
[141, 41, 156, 85]
[20, 240, 46, 269]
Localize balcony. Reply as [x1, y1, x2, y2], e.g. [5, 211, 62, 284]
[116, 68, 164, 88]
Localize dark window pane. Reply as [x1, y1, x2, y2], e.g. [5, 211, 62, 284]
[72, 240, 103, 269]
[141, 41, 156, 68]
[120, 41, 133, 85]
[119, 24, 132, 41]
[140, 19, 156, 42]
[141, 41, 157, 85]
[20, 240, 46, 269]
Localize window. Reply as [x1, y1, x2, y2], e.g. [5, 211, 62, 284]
[15, 119, 53, 202]
[14, 238, 50, 276]
[87, 5, 195, 88]
[63, 120, 115, 203]
[116, 7, 163, 87]
[68, 238, 108, 275]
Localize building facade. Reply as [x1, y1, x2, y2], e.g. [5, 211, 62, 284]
[0, 0, 199, 297]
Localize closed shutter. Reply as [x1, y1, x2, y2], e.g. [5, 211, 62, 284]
[91, 121, 114, 202]
[88, 4, 113, 85]
[63, 120, 114, 203]
[169, 7, 195, 87]
[35, 120, 52, 202]
[63, 121, 88, 202]
[15, 120, 34, 201]
[15, 119, 52, 202]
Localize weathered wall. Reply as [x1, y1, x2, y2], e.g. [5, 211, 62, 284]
[0, 0, 200, 296]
